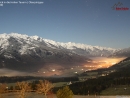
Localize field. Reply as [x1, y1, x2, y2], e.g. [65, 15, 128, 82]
[101, 85, 130, 95]
[53, 82, 68, 87]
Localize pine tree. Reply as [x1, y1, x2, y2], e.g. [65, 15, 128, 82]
[56, 86, 74, 98]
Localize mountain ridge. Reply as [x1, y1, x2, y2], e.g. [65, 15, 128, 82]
[0, 33, 129, 76]
[0, 33, 89, 73]
[0, 33, 117, 57]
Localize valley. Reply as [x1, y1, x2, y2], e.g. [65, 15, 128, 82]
[0, 56, 130, 97]
[0, 33, 125, 77]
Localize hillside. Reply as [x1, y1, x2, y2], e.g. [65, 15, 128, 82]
[109, 57, 130, 69]
[69, 57, 130, 95]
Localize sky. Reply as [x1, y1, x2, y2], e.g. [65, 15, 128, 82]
[0, 0, 130, 49]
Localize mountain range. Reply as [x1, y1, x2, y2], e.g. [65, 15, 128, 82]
[0, 33, 129, 76]
[0, 33, 117, 57]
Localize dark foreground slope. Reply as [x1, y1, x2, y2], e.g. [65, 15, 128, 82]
[68, 57, 130, 95]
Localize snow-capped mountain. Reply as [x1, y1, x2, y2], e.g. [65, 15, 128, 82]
[0, 33, 121, 73]
[44, 39, 117, 57]
[112, 47, 130, 57]
[0, 33, 117, 58]
[0, 33, 88, 72]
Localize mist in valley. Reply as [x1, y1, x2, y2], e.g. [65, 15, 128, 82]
[0, 57, 125, 77]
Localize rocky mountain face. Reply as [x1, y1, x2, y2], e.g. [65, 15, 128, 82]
[111, 47, 130, 57]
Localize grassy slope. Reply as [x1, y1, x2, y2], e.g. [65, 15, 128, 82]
[101, 85, 130, 95]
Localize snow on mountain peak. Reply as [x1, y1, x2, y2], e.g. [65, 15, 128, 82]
[0, 33, 10, 39]
[0, 33, 117, 56]
[65, 42, 94, 50]
[0, 33, 116, 50]
[9, 33, 29, 39]
[0, 33, 10, 49]
[31, 35, 39, 40]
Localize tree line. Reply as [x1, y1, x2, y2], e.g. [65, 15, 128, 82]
[0, 76, 78, 83]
